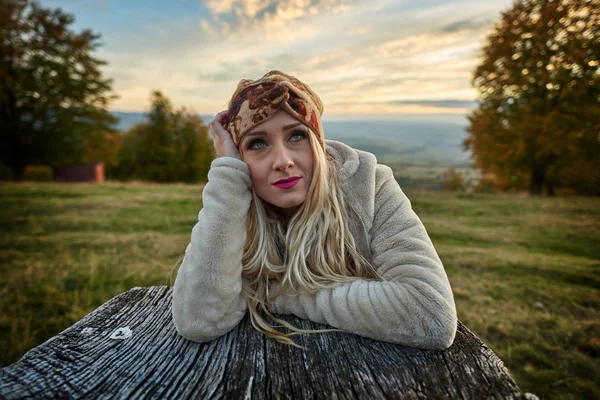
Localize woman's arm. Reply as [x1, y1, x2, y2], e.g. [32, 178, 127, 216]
[172, 157, 252, 342]
[270, 165, 457, 350]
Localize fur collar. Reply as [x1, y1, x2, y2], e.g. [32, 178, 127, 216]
[325, 140, 379, 260]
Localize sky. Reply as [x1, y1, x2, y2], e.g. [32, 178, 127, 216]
[43, 0, 514, 116]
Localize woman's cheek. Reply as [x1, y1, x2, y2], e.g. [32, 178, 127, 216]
[247, 162, 267, 188]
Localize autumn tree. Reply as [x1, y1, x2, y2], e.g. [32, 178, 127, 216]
[134, 91, 174, 182]
[442, 168, 465, 191]
[83, 132, 122, 171]
[170, 109, 214, 183]
[112, 91, 214, 183]
[464, 0, 600, 195]
[0, 0, 117, 180]
[109, 124, 142, 181]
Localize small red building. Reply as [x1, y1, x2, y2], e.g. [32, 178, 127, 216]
[54, 163, 105, 183]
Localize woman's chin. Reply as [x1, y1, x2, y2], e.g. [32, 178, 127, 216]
[266, 196, 306, 215]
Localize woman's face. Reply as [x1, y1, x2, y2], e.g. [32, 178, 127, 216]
[239, 109, 314, 216]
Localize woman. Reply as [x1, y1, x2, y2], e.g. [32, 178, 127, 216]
[172, 71, 457, 350]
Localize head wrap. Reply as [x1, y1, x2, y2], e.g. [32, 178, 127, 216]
[223, 71, 324, 147]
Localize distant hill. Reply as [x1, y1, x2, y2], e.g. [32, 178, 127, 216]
[112, 112, 216, 131]
[110, 111, 471, 166]
[322, 118, 470, 166]
[112, 111, 148, 131]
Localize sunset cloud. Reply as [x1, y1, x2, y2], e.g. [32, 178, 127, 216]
[45, 0, 513, 114]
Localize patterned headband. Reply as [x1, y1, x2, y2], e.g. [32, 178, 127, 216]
[224, 71, 324, 148]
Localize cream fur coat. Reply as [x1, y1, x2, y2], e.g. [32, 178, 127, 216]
[172, 140, 457, 350]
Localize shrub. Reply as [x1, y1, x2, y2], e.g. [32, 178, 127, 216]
[473, 175, 498, 193]
[442, 168, 465, 192]
[23, 166, 53, 182]
[0, 163, 12, 181]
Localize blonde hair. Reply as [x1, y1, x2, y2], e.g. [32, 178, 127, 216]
[241, 129, 379, 346]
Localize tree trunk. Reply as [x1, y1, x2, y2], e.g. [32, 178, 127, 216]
[0, 286, 538, 400]
[10, 163, 25, 182]
[5, 137, 26, 181]
[529, 165, 545, 196]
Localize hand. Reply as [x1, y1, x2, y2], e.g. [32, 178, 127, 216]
[267, 281, 299, 316]
[209, 110, 241, 160]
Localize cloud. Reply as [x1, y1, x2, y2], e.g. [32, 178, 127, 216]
[97, 0, 513, 113]
[201, 0, 354, 39]
[375, 100, 478, 108]
[250, 16, 493, 111]
[439, 17, 495, 34]
[205, 0, 239, 14]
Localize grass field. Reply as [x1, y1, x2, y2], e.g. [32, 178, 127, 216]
[0, 182, 598, 399]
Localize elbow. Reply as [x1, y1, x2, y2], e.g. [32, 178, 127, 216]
[429, 325, 457, 350]
[172, 312, 220, 343]
[174, 325, 216, 344]
[171, 303, 226, 343]
[427, 309, 458, 350]
[416, 281, 458, 350]
[171, 304, 246, 343]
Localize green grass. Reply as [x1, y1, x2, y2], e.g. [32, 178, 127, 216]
[0, 182, 199, 365]
[412, 192, 600, 400]
[1, 183, 598, 399]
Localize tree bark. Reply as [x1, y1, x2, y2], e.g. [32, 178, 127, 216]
[529, 164, 545, 196]
[0, 286, 538, 400]
[1, 128, 26, 181]
[9, 155, 25, 181]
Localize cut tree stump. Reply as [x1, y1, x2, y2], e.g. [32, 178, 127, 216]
[0, 286, 538, 399]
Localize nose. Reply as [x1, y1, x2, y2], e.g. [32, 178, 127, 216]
[272, 143, 294, 171]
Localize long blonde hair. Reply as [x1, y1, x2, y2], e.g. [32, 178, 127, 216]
[241, 129, 379, 346]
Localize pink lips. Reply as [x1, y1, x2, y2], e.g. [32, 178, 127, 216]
[273, 177, 300, 189]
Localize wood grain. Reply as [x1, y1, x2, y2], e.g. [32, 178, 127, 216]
[0, 286, 538, 399]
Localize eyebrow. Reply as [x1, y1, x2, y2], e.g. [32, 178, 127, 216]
[244, 122, 303, 138]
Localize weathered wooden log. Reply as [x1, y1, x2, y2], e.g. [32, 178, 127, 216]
[0, 286, 537, 399]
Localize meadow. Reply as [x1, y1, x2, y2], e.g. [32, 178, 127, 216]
[0, 182, 598, 399]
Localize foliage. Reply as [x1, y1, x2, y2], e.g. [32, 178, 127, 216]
[464, 0, 600, 195]
[0, 0, 118, 180]
[0, 163, 12, 180]
[111, 91, 214, 183]
[473, 175, 499, 193]
[441, 168, 465, 191]
[23, 165, 52, 181]
[82, 132, 123, 170]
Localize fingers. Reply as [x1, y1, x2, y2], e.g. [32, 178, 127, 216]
[216, 110, 228, 125]
[208, 112, 227, 142]
[209, 110, 228, 128]
[210, 110, 229, 131]
[208, 110, 241, 159]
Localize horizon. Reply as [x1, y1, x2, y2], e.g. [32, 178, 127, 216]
[110, 110, 472, 166]
[111, 109, 472, 129]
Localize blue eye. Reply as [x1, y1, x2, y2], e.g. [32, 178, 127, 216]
[289, 130, 308, 142]
[247, 138, 267, 150]
[244, 129, 307, 151]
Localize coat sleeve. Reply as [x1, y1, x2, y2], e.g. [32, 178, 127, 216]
[270, 165, 457, 350]
[172, 157, 252, 342]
